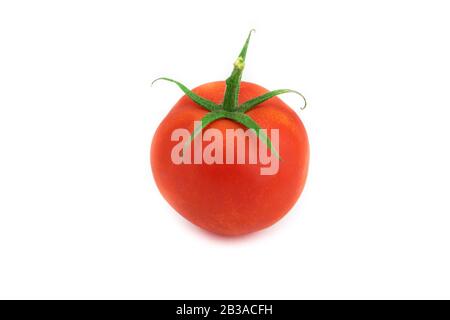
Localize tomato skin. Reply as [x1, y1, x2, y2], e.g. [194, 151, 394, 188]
[151, 81, 309, 236]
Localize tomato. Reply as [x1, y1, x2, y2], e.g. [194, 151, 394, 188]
[151, 31, 309, 236]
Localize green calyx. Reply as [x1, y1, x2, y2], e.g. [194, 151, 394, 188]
[152, 30, 307, 158]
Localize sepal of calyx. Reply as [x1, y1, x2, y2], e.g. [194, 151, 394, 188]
[152, 30, 307, 159]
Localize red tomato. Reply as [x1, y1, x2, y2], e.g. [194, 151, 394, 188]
[151, 81, 309, 236]
[151, 32, 309, 236]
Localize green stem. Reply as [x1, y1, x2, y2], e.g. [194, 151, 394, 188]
[222, 30, 255, 111]
[153, 30, 307, 160]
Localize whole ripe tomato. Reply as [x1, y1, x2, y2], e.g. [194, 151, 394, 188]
[151, 31, 309, 236]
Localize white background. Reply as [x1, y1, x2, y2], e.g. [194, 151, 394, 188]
[1, 0, 449, 299]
